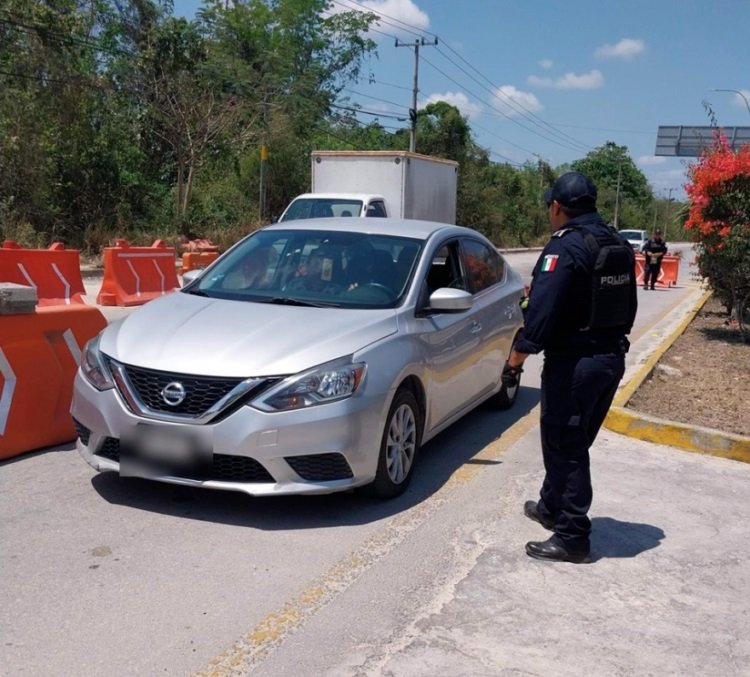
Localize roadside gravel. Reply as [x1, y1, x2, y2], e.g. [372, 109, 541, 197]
[627, 294, 750, 437]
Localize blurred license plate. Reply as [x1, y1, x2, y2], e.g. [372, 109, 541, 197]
[120, 424, 211, 478]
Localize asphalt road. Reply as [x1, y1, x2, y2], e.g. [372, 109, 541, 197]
[4, 244, 737, 677]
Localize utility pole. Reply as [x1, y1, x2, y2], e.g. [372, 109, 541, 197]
[395, 37, 437, 153]
[613, 160, 622, 229]
[533, 153, 546, 236]
[664, 187, 674, 240]
[259, 95, 269, 223]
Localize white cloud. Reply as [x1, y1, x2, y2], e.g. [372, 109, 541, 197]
[331, 0, 430, 33]
[492, 85, 543, 117]
[637, 155, 667, 166]
[527, 70, 605, 90]
[646, 167, 689, 198]
[595, 38, 645, 60]
[420, 92, 482, 118]
[538, 59, 554, 70]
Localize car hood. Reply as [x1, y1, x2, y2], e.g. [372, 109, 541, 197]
[99, 292, 398, 377]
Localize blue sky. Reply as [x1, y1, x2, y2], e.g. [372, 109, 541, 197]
[174, 0, 750, 200]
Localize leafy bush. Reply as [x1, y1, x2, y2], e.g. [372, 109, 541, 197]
[685, 135, 750, 338]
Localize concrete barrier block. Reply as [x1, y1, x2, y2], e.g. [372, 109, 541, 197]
[0, 283, 38, 315]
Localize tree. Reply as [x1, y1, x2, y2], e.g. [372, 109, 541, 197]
[685, 134, 750, 338]
[571, 142, 653, 228]
[415, 101, 473, 162]
[147, 18, 243, 229]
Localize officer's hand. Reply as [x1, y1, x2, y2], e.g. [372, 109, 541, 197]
[501, 361, 523, 388]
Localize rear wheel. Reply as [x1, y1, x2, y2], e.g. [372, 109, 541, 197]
[364, 389, 421, 498]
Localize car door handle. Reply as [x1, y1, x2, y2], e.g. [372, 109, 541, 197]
[470, 321, 482, 334]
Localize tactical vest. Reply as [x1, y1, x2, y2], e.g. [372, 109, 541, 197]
[569, 226, 636, 332]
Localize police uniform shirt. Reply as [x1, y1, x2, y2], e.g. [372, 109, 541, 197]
[514, 213, 636, 357]
[642, 237, 667, 259]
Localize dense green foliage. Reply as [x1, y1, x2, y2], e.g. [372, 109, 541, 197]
[0, 0, 688, 253]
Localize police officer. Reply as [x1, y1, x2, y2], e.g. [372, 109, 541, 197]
[502, 171, 637, 563]
[642, 228, 668, 290]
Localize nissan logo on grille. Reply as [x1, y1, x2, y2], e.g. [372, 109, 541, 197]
[161, 382, 187, 406]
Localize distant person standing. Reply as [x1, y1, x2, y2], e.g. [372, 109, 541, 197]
[503, 171, 637, 563]
[641, 228, 668, 290]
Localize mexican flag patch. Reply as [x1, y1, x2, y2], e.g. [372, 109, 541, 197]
[541, 255, 559, 272]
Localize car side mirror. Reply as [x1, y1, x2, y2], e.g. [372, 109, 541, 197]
[181, 269, 204, 287]
[429, 287, 473, 313]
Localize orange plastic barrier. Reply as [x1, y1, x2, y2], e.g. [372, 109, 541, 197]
[97, 239, 179, 306]
[635, 253, 679, 288]
[179, 238, 219, 253]
[0, 240, 86, 306]
[179, 251, 219, 275]
[660, 255, 680, 287]
[0, 305, 107, 460]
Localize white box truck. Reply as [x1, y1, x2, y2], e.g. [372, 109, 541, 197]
[278, 150, 459, 224]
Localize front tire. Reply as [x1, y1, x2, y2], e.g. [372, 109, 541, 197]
[364, 389, 421, 498]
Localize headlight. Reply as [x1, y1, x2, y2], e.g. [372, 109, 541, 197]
[80, 334, 115, 391]
[252, 359, 367, 412]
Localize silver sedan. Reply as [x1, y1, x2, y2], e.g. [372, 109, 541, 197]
[72, 218, 525, 498]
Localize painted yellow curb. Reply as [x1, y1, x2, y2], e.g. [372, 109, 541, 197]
[605, 289, 750, 462]
[606, 406, 750, 463]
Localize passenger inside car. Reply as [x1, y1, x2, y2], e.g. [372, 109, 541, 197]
[222, 248, 272, 290]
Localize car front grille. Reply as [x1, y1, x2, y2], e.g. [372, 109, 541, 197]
[94, 438, 275, 483]
[285, 453, 354, 481]
[120, 364, 246, 417]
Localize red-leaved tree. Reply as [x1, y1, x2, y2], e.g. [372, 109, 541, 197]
[684, 133, 750, 339]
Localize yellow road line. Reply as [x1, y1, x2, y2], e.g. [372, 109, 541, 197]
[196, 407, 539, 676]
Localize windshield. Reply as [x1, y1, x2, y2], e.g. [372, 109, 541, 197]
[619, 230, 645, 240]
[280, 198, 364, 221]
[186, 229, 423, 309]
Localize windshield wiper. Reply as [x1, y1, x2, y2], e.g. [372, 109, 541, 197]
[183, 288, 211, 297]
[260, 297, 339, 308]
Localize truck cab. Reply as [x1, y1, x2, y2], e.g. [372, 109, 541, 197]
[278, 193, 388, 222]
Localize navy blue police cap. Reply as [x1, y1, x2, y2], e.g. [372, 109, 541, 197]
[544, 171, 598, 209]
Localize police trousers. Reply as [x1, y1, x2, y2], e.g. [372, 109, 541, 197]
[537, 352, 625, 549]
[644, 260, 662, 289]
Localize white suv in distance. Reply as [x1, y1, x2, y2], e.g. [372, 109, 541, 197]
[619, 229, 648, 251]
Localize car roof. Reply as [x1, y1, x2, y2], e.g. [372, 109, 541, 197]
[261, 217, 474, 242]
[290, 193, 386, 201]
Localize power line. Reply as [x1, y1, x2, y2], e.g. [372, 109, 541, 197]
[470, 120, 539, 158]
[0, 14, 138, 60]
[0, 67, 106, 90]
[330, 102, 408, 121]
[342, 88, 409, 111]
[329, 0, 595, 158]
[434, 43, 592, 153]
[366, 78, 413, 92]
[330, 0, 426, 40]
[419, 53, 588, 154]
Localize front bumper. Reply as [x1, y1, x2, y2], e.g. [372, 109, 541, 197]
[71, 370, 388, 496]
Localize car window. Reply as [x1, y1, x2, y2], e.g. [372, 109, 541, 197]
[426, 241, 467, 295]
[459, 238, 505, 292]
[192, 229, 421, 309]
[619, 230, 645, 240]
[365, 201, 387, 218]
[280, 199, 363, 221]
